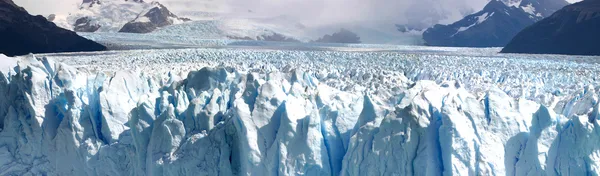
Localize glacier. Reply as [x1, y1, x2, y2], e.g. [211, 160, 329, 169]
[1, 46, 600, 176]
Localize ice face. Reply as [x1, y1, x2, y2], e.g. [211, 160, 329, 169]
[1, 49, 600, 176]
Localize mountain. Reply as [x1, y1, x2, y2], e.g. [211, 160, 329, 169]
[502, 0, 600, 55]
[0, 0, 106, 56]
[423, 0, 568, 47]
[519, 0, 572, 17]
[51, 0, 187, 33]
[395, 0, 479, 33]
[313, 28, 361, 44]
[119, 2, 190, 33]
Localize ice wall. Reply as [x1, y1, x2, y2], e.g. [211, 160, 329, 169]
[1, 56, 600, 175]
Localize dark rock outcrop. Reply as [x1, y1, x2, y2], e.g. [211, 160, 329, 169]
[82, 0, 101, 8]
[502, 0, 600, 55]
[257, 33, 301, 43]
[423, 0, 568, 47]
[119, 2, 189, 33]
[313, 28, 361, 44]
[395, 24, 425, 33]
[47, 14, 56, 22]
[73, 16, 101, 32]
[0, 0, 106, 56]
[227, 32, 301, 43]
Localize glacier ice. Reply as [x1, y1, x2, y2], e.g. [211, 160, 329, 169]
[1, 51, 600, 176]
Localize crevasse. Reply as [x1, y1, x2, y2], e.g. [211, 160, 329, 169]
[1, 56, 600, 176]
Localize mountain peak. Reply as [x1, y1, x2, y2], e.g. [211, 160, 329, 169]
[53, 0, 187, 33]
[423, 0, 568, 47]
[0, 0, 106, 56]
[0, 0, 26, 13]
[118, 1, 190, 33]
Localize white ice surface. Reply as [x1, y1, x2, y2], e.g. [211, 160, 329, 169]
[0, 54, 18, 75]
[1, 44, 600, 175]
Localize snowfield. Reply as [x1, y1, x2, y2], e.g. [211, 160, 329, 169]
[53, 0, 154, 32]
[1, 43, 600, 175]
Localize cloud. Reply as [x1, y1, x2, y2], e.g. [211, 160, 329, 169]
[15, 0, 580, 27]
[159, 0, 489, 26]
[12, 0, 81, 15]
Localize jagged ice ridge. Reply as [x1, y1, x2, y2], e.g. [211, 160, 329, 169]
[1, 51, 600, 175]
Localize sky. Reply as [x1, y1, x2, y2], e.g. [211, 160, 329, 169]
[14, 0, 583, 26]
[13, 0, 81, 15]
[11, 0, 482, 26]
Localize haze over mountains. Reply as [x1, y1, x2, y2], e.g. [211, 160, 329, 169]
[11, 0, 498, 41]
[17, 0, 486, 26]
[10, 0, 594, 55]
[3, 0, 600, 175]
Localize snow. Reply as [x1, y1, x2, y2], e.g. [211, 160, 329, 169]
[477, 12, 493, 23]
[134, 16, 151, 23]
[150, 18, 290, 40]
[150, 15, 424, 45]
[453, 12, 494, 36]
[521, 4, 543, 17]
[505, 0, 524, 7]
[0, 54, 17, 75]
[1, 42, 600, 175]
[52, 0, 155, 32]
[45, 0, 421, 44]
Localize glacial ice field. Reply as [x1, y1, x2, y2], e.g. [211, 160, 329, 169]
[1, 41, 600, 175]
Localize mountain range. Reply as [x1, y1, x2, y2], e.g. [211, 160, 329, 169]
[50, 0, 188, 33]
[423, 0, 568, 47]
[7, 0, 595, 55]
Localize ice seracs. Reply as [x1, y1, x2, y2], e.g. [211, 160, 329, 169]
[1, 50, 600, 175]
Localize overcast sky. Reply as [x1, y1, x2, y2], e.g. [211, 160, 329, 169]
[14, 0, 80, 15]
[14, 0, 583, 25]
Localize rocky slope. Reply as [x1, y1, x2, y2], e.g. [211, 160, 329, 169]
[0, 0, 106, 56]
[52, 0, 187, 33]
[502, 0, 600, 55]
[119, 2, 190, 33]
[423, 0, 568, 47]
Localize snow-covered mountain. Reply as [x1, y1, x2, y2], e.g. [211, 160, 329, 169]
[395, 0, 525, 33]
[51, 0, 187, 33]
[119, 2, 190, 33]
[149, 17, 306, 41]
[149, 16, 423, 45]
[397, 0, 477, 32]
[423, 0, 568, 47]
